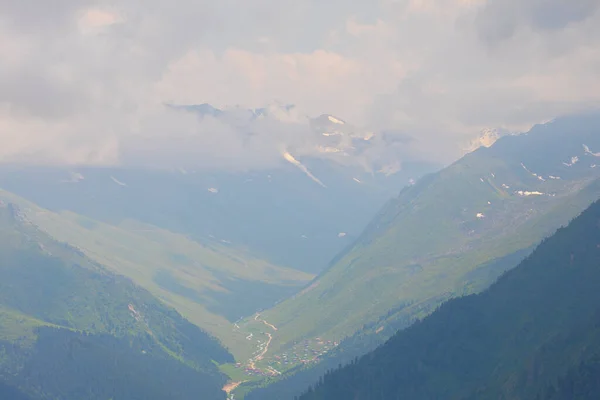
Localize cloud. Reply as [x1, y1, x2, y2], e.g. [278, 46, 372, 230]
[475, 0, 600, 43]
[154, 48, 401, 119]
[0, 0, 599, 169]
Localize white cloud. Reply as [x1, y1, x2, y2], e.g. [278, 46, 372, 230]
[77, 9, 122, 34]
[0, 0, 599, 169]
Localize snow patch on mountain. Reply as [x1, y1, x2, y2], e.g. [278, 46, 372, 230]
[563, 156, 579, 167]
[316, 146, 343, 154]
[363, 132, 375, 141]
[584, 144, 600, 157]
[465, 128, 512, 152]
[378, 162, 401, 176]
[62, 172, 85, 183]
[111, 176, 127, 187]
[516, 190, 544, 196]
[521, 162, 545, 181]
[282, 151, 327, 188]
[327, 116, 345, 125]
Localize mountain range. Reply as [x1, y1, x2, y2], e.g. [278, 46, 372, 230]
[0, 161, 432, 275]
[2, 109, 600, 400]
[298, 196, 600, 400]
[257, 114, 600, 346]
[0, 105, 437, 391]
[244, 113, 600, 399]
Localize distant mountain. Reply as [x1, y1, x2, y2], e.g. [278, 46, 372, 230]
[299, 197, 600, 400]
[180, 102, 411, 173]
[242, 114, 600, 388]
[463, 127, 514, 153]
[244, 114, 600, 400]
[0, 102, 437, 274]
[0, 201, 233, 399]
[0, 161, 432, 275]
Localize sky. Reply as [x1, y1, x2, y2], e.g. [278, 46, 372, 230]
[1, 0, 599, 170]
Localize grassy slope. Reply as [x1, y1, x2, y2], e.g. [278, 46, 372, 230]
[0, 204, 233, 367]
[0, 190, 312, 359]
[256, 131, 600, 352]
[299, 198, 600, 400]
[0, 306, 54, 345]
[245, 179, 600, 400]
[0, 203, 235, 400]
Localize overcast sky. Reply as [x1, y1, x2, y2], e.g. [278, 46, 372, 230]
[1, 0, 599, 169]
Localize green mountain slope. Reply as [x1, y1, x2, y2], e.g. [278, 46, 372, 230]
[0, 190, 312, 358]
[258, 115, 600, 351]
[0, 201, 233, 399]
[299, 197, 600, 400]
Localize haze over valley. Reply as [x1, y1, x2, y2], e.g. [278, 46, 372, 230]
[1, 0, 600, 399]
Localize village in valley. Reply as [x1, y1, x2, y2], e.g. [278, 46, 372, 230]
[236, 337, 339, 378]
[231, 313, 339, 379]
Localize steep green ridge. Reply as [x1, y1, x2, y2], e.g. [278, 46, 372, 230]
[0, 190, 312, 358]
[299, 198, 600, 400]
[258, 115, 600, 352]
[0, 201, 233, 399]
[246, 185, 596, 400]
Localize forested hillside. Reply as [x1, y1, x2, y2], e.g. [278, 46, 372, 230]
[0, 188, 312, 357]
[0, 328, 226, 400]
[0, 201, 232, 399]
[299, 198, 600, 400]
[541, 355, 600, 400]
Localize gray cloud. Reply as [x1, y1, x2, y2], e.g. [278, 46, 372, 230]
[0, 0, 91, 33]
[0, 0, 599, 169]
[476, 0, 600, 43]
[0, 66, 89, 119]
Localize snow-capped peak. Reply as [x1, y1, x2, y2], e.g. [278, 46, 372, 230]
[465, 128, 510, 153]
[253, 102, 305, 123]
